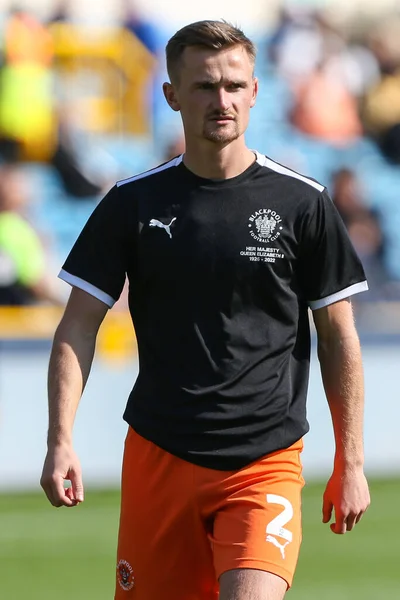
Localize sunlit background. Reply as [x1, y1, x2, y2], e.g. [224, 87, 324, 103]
[0, 0, 399, 598]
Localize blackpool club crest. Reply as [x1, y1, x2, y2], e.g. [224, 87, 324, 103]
[248, 208, 283, 243]
[117, 559, 135, 591]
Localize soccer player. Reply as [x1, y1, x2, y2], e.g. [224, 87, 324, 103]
[40, 20, 371, 600]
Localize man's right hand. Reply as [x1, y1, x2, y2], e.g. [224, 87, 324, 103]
[40, 443, 84, 507]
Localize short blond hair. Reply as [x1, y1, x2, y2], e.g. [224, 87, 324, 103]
[166, 20, 256, 82]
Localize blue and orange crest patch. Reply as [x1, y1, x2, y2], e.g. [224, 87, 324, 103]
[117, 559, 135, 591]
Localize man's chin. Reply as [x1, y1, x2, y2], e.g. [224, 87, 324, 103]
[203, 128, 240, 144]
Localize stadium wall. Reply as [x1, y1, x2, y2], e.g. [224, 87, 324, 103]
[0, 341, 398, 491]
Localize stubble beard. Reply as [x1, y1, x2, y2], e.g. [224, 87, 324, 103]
[202, 120, 240, 144]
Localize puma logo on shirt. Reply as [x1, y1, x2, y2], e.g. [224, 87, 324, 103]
[149, 217, 177, 239]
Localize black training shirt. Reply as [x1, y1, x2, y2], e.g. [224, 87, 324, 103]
[60, 151, 368, 470]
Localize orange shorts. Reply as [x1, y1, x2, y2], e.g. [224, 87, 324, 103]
[115, 427, 305, 600]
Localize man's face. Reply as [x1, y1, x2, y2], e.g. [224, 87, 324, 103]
[164, 45, 258, 145]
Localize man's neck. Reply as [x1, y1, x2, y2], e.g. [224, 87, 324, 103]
[183, 139, 256, 180]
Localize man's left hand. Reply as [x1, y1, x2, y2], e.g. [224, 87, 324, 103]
[322, 467, 370, 534]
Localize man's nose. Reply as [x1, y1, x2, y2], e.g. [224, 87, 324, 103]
[215, 88, 231, 111]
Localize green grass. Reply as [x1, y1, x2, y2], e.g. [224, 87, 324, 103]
[0, 479, 399, 599]
[293, 478, 400, 599]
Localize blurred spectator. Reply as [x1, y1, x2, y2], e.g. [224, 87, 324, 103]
[361, 18, 400, 163]
[290, 60, 362, 145]
[331, 168, 389, 298]
[0, 7, 56, 162]
[315, 13, 380, 100]
[3, 5, 53, 65]
[120, 0, 163, 136]
[268, 8, 365, 145]
[267, 7, 325, 86]
[0, 165, 63, 305]
[121, 0, 162, 56]
[0, 7, 106, 198]
[50, 108, 105, 199]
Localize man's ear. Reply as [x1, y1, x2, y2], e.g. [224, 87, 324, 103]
[250, 77, 258, 108]
[163, 82, 181, 112]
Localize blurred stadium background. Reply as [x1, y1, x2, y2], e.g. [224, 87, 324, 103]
[0, 0, 399, 598]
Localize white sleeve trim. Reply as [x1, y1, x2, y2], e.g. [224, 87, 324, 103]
[117, 155, 182, 187]
[254, 151, 325, 192]
[58, 269, 116, 307]
[309, 281, 369, 310]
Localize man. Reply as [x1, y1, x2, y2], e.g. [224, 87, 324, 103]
[0, 164, 62, 305]
[40, 20, 371, 600]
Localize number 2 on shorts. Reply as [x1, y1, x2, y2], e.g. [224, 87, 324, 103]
[266, 494, 293, 542]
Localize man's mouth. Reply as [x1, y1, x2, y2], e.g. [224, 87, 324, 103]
[210, 115, 234, 122]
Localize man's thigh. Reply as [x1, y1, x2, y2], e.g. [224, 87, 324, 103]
[114, 427, 218, 600]
[211, 439, 305, 591]
[219, 569, 287, 600]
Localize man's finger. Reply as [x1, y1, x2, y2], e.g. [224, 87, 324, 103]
[70, 468, 84, 503]
[48, 475, 76, 507]
[65, 486, 77, 503]
[355, 511, 364, 524]
[40, 475, 63, 507]
[322, 497, 333, 523]
[345, 512, 358, 532]
[330, 510, 347, 534]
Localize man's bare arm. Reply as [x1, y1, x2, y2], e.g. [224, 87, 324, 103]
[312, 298, 370, 533]
[40, 287, 109, 507]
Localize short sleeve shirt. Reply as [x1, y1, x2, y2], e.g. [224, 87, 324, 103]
[60, 152, 368, 470]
